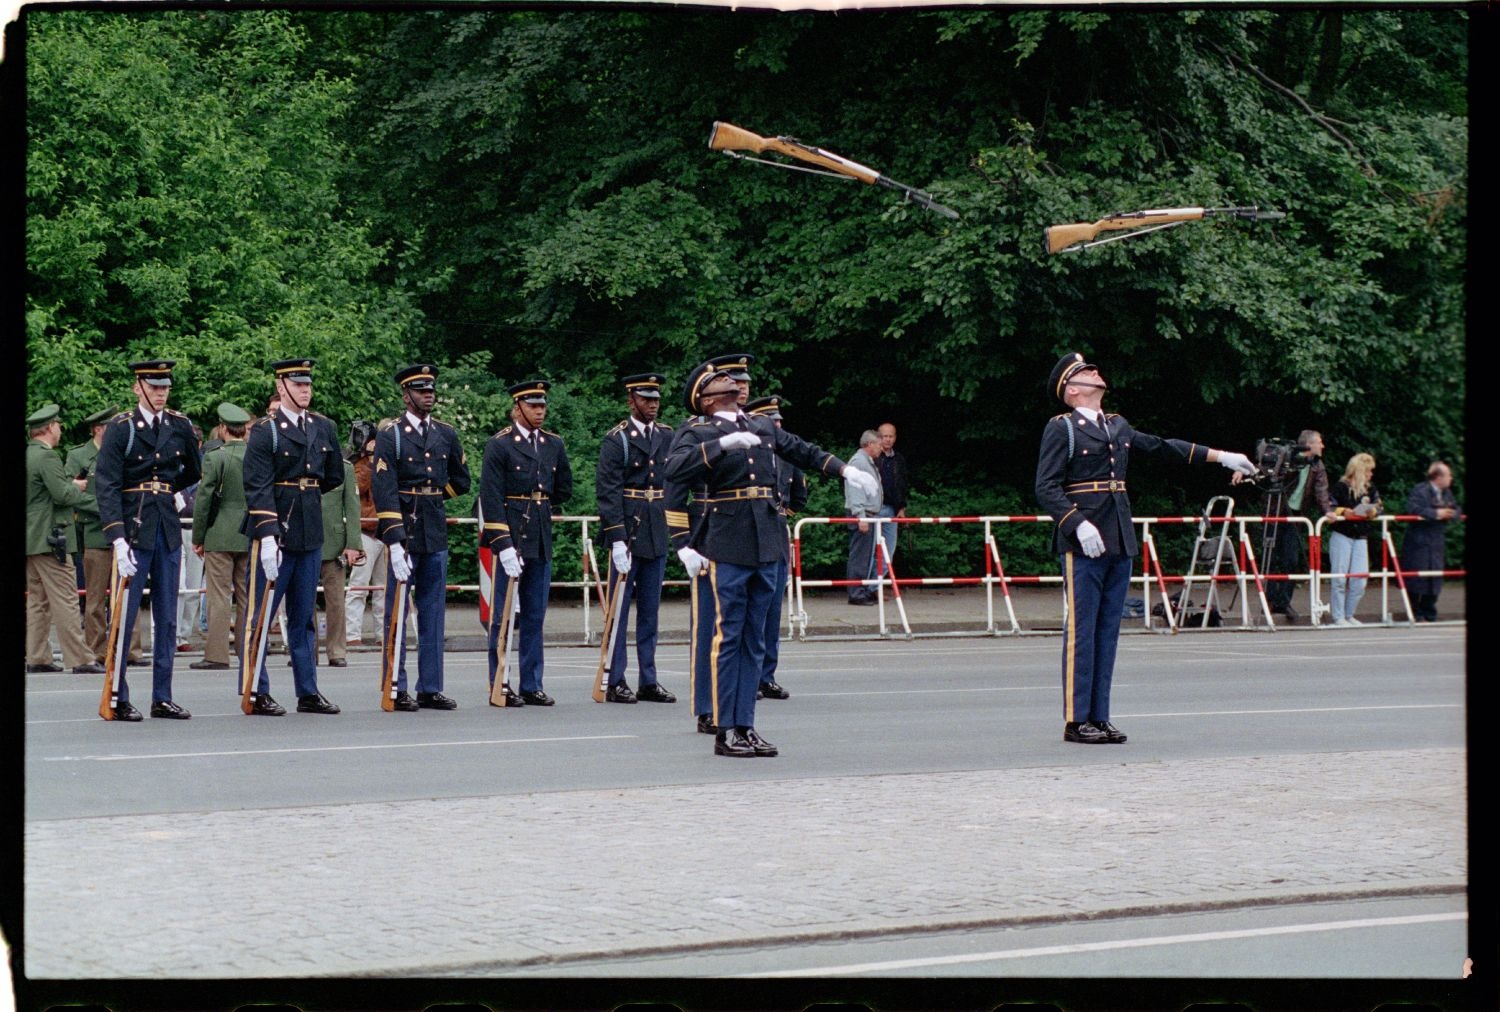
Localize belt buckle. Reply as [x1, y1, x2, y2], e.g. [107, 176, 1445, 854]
[1108, 480, 1121, 492]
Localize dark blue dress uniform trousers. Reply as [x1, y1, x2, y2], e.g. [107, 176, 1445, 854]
[117, 520, 180, 705]
[486, 560, 551, 694]
[248, 547, 322, 698]
[760, 555, 789, 687]
[606, 553, 666, 689]
[1059, 551, 1133, 725]
[691, 570, 715, 718]
[704, 559, 779, 730]
[384, 549, 449, 694]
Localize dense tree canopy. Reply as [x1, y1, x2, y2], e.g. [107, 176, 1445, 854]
[23, 7, 1468, 580]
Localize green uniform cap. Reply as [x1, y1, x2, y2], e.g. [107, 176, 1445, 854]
[83, 407, 116, 427]
[216, 401, 252, 424]
[26, 403, 61, 428]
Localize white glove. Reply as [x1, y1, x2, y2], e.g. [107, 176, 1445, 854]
[173, 492, 187, 513]
[112, 538, 138, 579]
[844, 468, 879, 498]
[677, 546, 707, 578]
[1075, 520, 1106, 558]
[719, 431, 759, 450]
[498, 546, 523, 579]
[1216, 451, 1256, 477]
[389, 542, 413, 582]
[259, 537, 281, 583]
[611, 542, 632, 574]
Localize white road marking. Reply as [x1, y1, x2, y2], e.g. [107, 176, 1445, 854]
[742, 911, 1468, 977]
[40, 735, 636, 762]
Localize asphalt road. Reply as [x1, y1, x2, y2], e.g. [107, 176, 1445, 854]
[20, 623, 1476, 1010]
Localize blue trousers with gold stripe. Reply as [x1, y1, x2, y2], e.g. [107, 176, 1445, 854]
[116, 520, 180, 705]
[1059, 552, 1132, 724]
[691, 570, 714, 718]
[760, 555, 788, 686]
[487, 559, 550, 694]
[704, 559, 778, 730]
[605, 553, 666, 688]
[248, 547, 322, 698]
[384, 549, 448, 694]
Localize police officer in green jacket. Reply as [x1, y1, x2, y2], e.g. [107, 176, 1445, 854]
[190, 402, 252, 671]
[26, 404, 102, 674]
[319, 456, 362, 667]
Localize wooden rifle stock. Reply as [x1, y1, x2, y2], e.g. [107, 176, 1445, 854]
[98, 570, 130, 720]
[592, 569, 630, 703]
[240, 553, 276, 715]
[380, 579, 408, 712]
[1045, 205, 1283, 254]
[488, 577, 519, 707]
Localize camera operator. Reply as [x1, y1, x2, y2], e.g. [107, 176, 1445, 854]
[1255, 429, 1334, 621]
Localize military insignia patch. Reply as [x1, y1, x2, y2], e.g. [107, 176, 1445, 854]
[375, 459, 388, 472]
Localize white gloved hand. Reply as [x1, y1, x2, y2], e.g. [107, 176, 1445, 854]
[844, 468, 879, 498]
[719, 431, 758, 450]
[112, 538, 138, 579]
[677, 546, 707, 578]
[1216, 451, 1256, 477]
[259, 536, 281, 582]
[1075, 520, 1106, 558]
[173, 492, 187, 513]
[389, 542, 413, 582]
[611, 541, 632, 574]
[498, 546, 523, 579]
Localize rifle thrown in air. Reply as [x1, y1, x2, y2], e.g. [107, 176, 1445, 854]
[708, 121, 959, 220]
[1044, 206, 1285, 255]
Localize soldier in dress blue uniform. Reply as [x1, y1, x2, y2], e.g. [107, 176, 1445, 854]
[93, 360, 202, 720]
[747, 394, 806, 701]
[240, 358, 346, 716]
[372, 364, 471, 711]
[595, 372, 677, 704]
[666, 359, 877, 757]
[1035, 353, 1254, 745]
[664, 353, 754, 734]
[479, 380, 573, 706]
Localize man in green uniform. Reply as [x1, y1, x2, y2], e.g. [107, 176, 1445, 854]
[190, 403, 253, 671]
[26, 404, 102, 674]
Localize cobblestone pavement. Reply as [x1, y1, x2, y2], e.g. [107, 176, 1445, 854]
[24, 746, 1463, 979]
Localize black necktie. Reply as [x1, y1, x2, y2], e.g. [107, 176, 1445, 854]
[735, 416, 749, 432]
[297, 415, 306, 434]
[151, 416, 160, 436]
[529, 431, 538, 452]
[419, 420, 428, 440]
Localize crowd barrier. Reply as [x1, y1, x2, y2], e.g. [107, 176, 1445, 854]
[72, 512, 1463, 646]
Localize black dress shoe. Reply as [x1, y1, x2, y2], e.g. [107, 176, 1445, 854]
[127, 658, 149, 667]
[605, 683, 638, 703]
[1063, 721, 1108, 744]
[251, 693, 286, 716]
[714, 729, 757, 757]
[393, 691, 419, 712]
[26, 663, 63, 673]
[636, 683, 677, 703]
[113, 701, 143, 722]
[758, 681, 789, 700]
[488, 685, 525, 708]
[696, 714, 716, 735]
[743, 727, 779, 757]
[296, 693, 341, 714]
[848, 595, 877, 606]
[1093, 720, 1127, 743]
[520, 690, 554, 707]
[417, 691, 457, 710]
[327, 658, 348, 668]
[150, 699, 191, 720]
[189, 659, 230, 670]
[72, 663, 106, 674]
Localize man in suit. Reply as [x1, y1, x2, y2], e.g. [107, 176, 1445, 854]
[479, 379, 572, 706]
[1399, 461, 1461, 621]
[1035, 352, 1254, 745]
[844, 430, 885, 606]
[26, 403, 101, 675]
[373, 364, 471, 710]
[595, 372, 676, 704]
[93, 361, 203, 719]
[747, 394, 806, 700]
[190, 402, 253, 671]
[240, 358, 345, 716]
[666, 359, 877, 757]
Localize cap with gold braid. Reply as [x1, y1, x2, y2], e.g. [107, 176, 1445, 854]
[746, 394, 783, 420]
[508, 379, 550, 405]
[681, 360, 740, 414]
[622, 373, 665, 399]
[270, 358, 315, 382]
[395, 364, 438, 391]
[1048, 352, 1102, 404]
[130, 360, 175, 388]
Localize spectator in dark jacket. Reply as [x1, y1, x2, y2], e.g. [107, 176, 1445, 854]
[1399, 461, 1460, 621]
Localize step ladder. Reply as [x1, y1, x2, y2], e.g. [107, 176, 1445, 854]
[1174, 496, 1240, 629]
